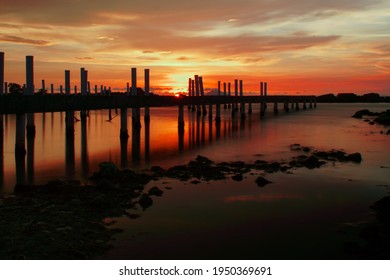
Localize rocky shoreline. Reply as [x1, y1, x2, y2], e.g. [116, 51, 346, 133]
[352, 109, 390, 135]
[0, 143, 389, 259]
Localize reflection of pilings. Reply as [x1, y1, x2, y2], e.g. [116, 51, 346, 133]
[284, 100, 290, 112]
[208, 118, 213, 144]
[26, 113, 36, 137]
[314, 97, 317, 108]
[120, 108, 129, 138]
[15, 114, 26, 184]
[248, 102, 252, 114]
[65, 123, 75, 177]
[215, 120, 221, 140]
[132, 108, 141, 129]
[144, 118, 150, 162]
[178, 119, 184, 153]
[295, 100, 300, 111]
[80, 112, 89, 175]
[195, 114, 200, 146]
[215, 103, 221, 123]
[274, 102, 279, 114]
[26, 126, 35, 184]
[303, 99, 307, 109]
[131, 122, 141, 166]
[309, 99, 313, 108]
[120, 134, 128, 169]
[15, 114, 26, 156]
[208, 103, 213, 121]
[178, 104, 185, 132]
[0, 116, 3, 186]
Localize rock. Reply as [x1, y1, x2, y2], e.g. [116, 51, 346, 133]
[290, 143, 301, 151]
[375, 110, 390, 125]
[190, 180, 201, 184]
[148, 186, 164, 196]
[352, 109, 379, 119]
[346, 153, 362, 163]
[387, 130, 390, 135]
[369, 121, 375, 125]
[255, 176, 271, 187]
[302, 146, 311, 153]
[138, 194, 153, 209]
[371, 196, 390, 222]
[302, 156, 324, 169]
[97, 162, 118, 178]
[195, 155, 213, 165]
[150, 166, 165, 173]
[232, 174, 243, 181]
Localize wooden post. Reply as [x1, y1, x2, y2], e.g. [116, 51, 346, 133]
[228, 82, 231, 109]
[87, 81, 91, 95]
[50, 84, 54, 95]
[195, 75, 201, 115]
[74, 85, 77, 94]
[60, 85, 63, 94]
[199, 76, 207, 116]
[223, 82, 227, 109]
[26, 56, 34, 95]
[188, 78, 192, 109]
[240, 80, 246, 119]
[234, 79, 238, 112]
[131, 67, 137, 96]
[191, 79, 195, 111]
[100, 85, 103, 94]
[0, 52, 4, 95]
[208, 103, 213, 120]
[303, 99, 307, 109]
[4, 82, 7, 94]
[314, 97, 317, 108]
[218, 81, 221, 96]
[94, 85, 97, 94]
[65, 70, 70, 95]
[126, 82, 130, 96]
[295, 100, 299, 111]
[120, 108, 129, 138]
[216, 103, 221, 123]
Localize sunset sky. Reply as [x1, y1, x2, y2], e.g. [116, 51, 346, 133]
[1, 0, 389, 95]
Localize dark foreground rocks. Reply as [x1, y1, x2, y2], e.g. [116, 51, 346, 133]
[0, 145, 365, 259]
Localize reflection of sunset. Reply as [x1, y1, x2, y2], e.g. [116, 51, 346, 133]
[224, 193, 305, 203]
[1, 0, 389, 95]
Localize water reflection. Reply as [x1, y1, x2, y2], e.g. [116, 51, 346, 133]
[2, 107, 264, 191]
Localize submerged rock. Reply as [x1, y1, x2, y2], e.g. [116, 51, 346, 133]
[375, 110, 390, 125]
[138, 194, 153, 209]
[148, 186, 164, 197]
[345, 153, 362, 163]
[352, 109, 380, 119]
[255, 176, 271, 187]
[232, 174, 244, 181]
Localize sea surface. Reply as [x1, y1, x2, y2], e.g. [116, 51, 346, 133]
[1, 103, 389, 259]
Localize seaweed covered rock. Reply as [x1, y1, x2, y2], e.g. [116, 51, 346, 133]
[352, 109, 379, 119]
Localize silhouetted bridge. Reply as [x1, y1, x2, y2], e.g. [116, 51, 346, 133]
[0, 94, 315, 114]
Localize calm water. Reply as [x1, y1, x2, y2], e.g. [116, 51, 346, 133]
[1, 103, 390, 259]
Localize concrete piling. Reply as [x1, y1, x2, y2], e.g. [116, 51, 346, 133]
[195, 75, 201, 115]
[239, 80, 246, 119]
[223, 82, 227, 109]
[50, 84, 54, 95]
[199, 76, 207, 116]
[191, 79, 195, 111]
[178, 104, 185, 131]
[65, 70, 70, 95]
[0, 52, 4, 95]
[131, 68, 137, 96]
[26, 56, 34, 95]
